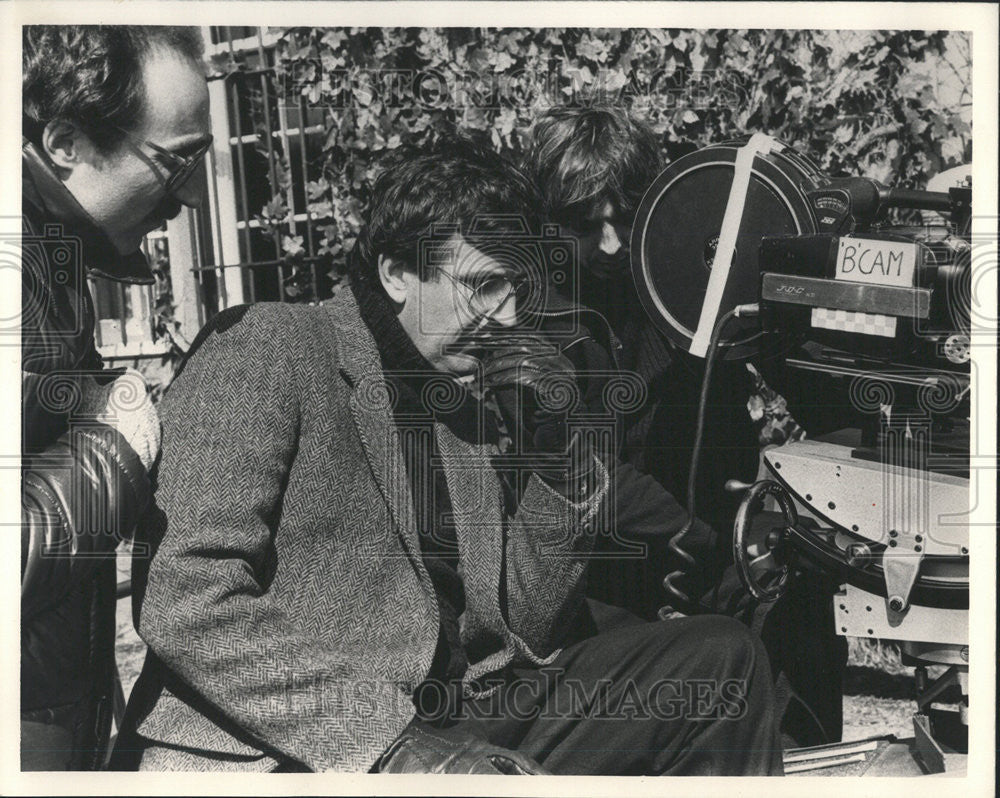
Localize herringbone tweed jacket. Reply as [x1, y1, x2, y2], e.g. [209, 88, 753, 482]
[117, 289, 605, 772]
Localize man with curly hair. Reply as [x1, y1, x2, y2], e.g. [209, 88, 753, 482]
[524, 106, 671, 387]
[20, 25, 211, 769]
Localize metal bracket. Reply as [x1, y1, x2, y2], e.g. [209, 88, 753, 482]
[882, 530, 924, 618]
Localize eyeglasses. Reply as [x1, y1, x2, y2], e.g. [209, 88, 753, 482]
[112, 124, 213, 198]
[435, 269, 532, 318]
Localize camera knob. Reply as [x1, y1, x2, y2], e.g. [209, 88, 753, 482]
[943, 334, 971, 364]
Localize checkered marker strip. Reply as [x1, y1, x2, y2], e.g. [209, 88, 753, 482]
[810, 307, 898, 338]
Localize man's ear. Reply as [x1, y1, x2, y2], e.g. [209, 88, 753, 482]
[40, 120, 93, 174]
[377, 254, 411, 304]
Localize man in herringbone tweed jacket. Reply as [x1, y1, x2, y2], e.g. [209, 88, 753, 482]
[114, 139, 783, 775]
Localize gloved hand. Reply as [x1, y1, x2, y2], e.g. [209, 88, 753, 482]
[481, 333, 578, 455]
[375, 718, 549, 774]
[77, 367, 161, 471]
[482, 333, 604, 501]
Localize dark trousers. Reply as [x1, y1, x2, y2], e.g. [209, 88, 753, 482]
[420, 613, 784, 776]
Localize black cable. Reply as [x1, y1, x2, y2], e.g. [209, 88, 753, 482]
[661, 304, 759, 615]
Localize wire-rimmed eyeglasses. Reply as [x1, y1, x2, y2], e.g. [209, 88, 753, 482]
[436, 269, 533, 318]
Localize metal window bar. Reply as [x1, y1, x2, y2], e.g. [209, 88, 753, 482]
[227, 74, 255, 304]
[254, 31, 286, 303]
[236, 211, 334, 231]
[188, 255, 329, 275]
[191, 231, 210, 324]
[275, 79, 295, 239]
[208, 26, 279, 53]
[190, 26, 342, 323]
[274, 61, 302, 301]
[298, 93, 320, 302]
[222, 28, 255, 308]
[230, 126, 325, 145]
[188, 205, 208, 331]
[203, 128, 231, 311]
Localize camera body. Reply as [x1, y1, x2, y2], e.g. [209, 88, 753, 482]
[632, 135, 972, 684]
[757, 184, 971, 378]
[753, 182, 972, 480]
[631, 135, 974, 771]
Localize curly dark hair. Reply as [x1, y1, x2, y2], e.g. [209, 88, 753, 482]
[523, 106, 661, 227]
[352, 135, 543, 284]
[22, 25, 204, 153]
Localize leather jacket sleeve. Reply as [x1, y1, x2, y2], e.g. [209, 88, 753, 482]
[21, 410, 152, 621]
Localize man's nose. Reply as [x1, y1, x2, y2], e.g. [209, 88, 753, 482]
[599, 221, 623, 255]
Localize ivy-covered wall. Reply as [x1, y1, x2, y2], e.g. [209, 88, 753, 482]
[209, 27, 970, 281]
[142, 27, 969, 400]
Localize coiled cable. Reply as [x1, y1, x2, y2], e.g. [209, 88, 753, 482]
[660, 303, 760, 616]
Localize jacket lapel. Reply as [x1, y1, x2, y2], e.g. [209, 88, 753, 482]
[435, 423, 505, 628]
[321, 293, 421, 559]
[323, 290, 506, 645]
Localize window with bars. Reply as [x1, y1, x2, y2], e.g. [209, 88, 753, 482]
[166, 26, 346, 338]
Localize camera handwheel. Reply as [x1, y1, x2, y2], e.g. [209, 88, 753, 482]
[732, 480, 798, 602]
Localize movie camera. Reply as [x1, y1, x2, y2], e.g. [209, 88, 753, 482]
[631, 133, 972, 774]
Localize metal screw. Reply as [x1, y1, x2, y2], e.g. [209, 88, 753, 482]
[914, 545, 922, 552]
[889, 540, 897, 547]
[828, 501, 836, 510]
[889, 529, 898, 537]
[852, 525, 860, 532]
[888, 596, 904, 612]
[914, 535, 923, 543]
[960, 646, 969, 662]
[846, 543, 871, 568]
[961, 547, 968, 555]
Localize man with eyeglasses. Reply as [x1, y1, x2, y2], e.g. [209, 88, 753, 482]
[20, 26, 211, 769]
[113, 138, 781, 775]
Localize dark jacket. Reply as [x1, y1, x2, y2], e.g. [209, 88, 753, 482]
[21, 139, 153, 769]
[535, 291, 721, 619]
[113, 292, 607, 772]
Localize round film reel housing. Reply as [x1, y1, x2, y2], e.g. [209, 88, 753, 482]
[630, 140, 822, 360]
